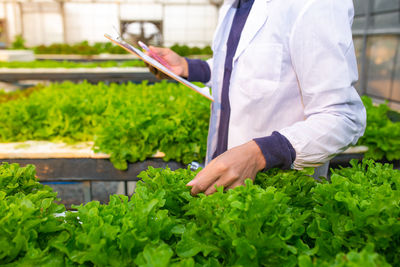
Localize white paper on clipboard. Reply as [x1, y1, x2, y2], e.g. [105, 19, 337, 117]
[104, 34, 214, 101]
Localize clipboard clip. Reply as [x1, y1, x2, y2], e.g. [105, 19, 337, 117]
[112, 25, 123, 41]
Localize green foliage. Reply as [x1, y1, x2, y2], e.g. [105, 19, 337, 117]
[3, 88, 398, 173]
[170, 44, 212, 57]
[307, 160, 400, 264]
[255, 167, 317, 210]
[0, 60, 146, 68]
[33, 41, 128, 55]
[11, 35, 26, 49]
[254, 160, 400, 266]
[0, 162, 66, 265]
[32, 41, 212, 56]
[0, 85, 45, 104]
[56, 167, 192, 266]
[1, 161, 399, 266]
[0, 81, 210, 169]
[357, 96, 400, 161]
[298, 244, 391, 267]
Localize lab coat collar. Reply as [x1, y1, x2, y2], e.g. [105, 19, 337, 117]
[233, 0, 270, 62]
[212, 0, 236, 52]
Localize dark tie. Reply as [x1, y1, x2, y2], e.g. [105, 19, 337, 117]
[212, 0, 254, 159]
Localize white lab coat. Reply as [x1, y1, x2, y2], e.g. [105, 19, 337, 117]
[204, 0, 366, 168]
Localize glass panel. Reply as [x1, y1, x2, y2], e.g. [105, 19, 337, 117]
[353, 0, 367, 16]
[373, 0, 400, 13]
[391, 38, 400, 102]
[353, 16, 367, 31]
[370, 12, 400, 29]
[353, 37, 364, 93]
[365, 35, 399, 99]
[389, 101, 400, 111]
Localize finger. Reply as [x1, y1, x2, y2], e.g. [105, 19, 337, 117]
[188, 171, 219, 196]
[148, 65, 157, 75]
[204, 174, 236, 195]
[186, 158, 221, 187]
[186, 161, 211, 186]
[225, 180, 245, 191]
[149, 46, 169, 56]
[149, 66, 166, 80]
[156, 69, 168, 80]
[186, 165, 218, 195]
[187, 161, 228, 195]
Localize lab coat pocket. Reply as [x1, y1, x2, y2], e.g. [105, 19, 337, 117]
[238, 43, 283, 97]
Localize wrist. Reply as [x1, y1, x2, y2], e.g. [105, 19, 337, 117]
[249, 140, 266, 171]
[181, 57, 189, 78]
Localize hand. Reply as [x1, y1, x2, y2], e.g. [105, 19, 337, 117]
[145, 46, 189, 79]
[187, 141, 266, 196]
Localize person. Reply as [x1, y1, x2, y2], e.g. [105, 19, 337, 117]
[146, 0, 366, 196]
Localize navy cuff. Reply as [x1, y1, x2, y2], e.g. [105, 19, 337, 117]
[253, 131, 296, 170]
[186, 58, 211, 83]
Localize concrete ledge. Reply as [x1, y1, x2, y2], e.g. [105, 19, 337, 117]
[36, 53, 139, 62]
[0, 50, 35, 62]
[0, 140, 165, 159]
[0, 67, 158, 83]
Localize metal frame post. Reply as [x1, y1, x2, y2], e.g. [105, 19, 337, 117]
[359, 0, 373, 96]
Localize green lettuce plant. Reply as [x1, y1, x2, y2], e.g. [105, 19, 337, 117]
[357, 96, 400, 161]
[1, 160, 399, 266]
[0, 81, 210, 169]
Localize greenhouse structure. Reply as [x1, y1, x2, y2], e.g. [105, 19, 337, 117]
[0, 0, 220, 47]
[353, 0, 400, 109]
[0, 0, 399, 108]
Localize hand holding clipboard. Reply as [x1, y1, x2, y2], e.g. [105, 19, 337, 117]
[104, 34, 213, 101]
[137, 42, 189, 80]
[138, 41, 172, 70]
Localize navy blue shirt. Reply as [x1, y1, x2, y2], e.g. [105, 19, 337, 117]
[187, 0, 295, 169]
